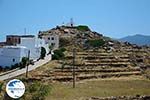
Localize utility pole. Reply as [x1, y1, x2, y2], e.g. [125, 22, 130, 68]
[72, 48, 76, 88]
[24, 28, 26, 35]
[26, 50, 30, 78]
[72, 35, 77, 88]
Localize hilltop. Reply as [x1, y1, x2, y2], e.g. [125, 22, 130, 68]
[38, 25, 105, 48]
[38, 25, 150, 51]
[38, 25, 102, 38]
[38, 25, 120, 49]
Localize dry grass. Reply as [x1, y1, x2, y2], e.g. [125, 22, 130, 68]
[47, 77, 150, 100]
[23, 58, 150, 100]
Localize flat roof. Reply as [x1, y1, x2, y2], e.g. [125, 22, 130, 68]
[3, 46, 27, 49]
[7, 35, 35, 38]
[0, 42, 6, 44]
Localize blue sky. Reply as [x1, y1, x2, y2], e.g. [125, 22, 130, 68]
[0, 0, 150, 41]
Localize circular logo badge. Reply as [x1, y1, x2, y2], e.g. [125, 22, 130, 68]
[6, 79, 25, 99]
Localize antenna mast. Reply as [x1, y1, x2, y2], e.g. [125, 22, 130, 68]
[70, 18, 74, 27]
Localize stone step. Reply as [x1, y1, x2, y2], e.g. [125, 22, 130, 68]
[51, 71, 141, 77]
[79, 56, 129, 59]
[51, 71, 141, 82]
[54, 68, 141, 73]
[72, 63, 131, 67]
[85, 59, 130, 63]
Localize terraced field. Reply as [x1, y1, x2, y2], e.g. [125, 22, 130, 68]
[33, 47, 150, 82]
[23, 47, 150, 100]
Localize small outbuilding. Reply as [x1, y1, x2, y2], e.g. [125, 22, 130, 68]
[0, 46, 28, 68]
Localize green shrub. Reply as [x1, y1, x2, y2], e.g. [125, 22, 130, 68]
[20, 57, 29, 69]
[60, 47, 66, 52]
[11, 63, 20, 69]
[86, 39, 105, 48]
[54, 50, 64, 57]
[48, 45, 54, 54]
[28, 82, 51, 100]
[4, 66, 10, 71]
[28, 82, 40, 93]
[52, 48, 66, 60]
[0, 82, 3, 93]
[76, 25, 90, 31]
[40, 47, 46, 59]
[52, 54, 60, 60]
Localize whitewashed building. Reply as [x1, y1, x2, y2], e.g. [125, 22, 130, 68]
[17, 35, 52, 60]
[0, 35, 52, 68]
[17, 35, 41, 60]
[38, 33, 59, 50]
[0, 46, 28, 68]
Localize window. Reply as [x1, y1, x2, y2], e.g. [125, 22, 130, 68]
[15, 38, 18, 43]
[45, 41, 48, 44]
[18, 38, 21, 44]
[7, 38, 11, 41]
[13, 59, 15, 62]
[51, 37, 54, 40]
[51, 43, 55, 46]
[48, 37, 50, 40]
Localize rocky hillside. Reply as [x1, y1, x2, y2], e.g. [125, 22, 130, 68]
[38, 25, 103, 39]
[38, 25, 149, 50]
[36, 25, 150, 82]
[38, 25, 112, 48]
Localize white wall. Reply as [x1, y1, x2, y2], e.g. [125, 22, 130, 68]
[42, 35, 59, 50]
[0, 36, 52, 68]
[36, 38, 48, 54]
[17, 37, 51, 61]
[0, 46, 28, 68]
[17, 37, 41, 61]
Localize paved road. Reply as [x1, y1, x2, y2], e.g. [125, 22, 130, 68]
[0, 55, 52, 81]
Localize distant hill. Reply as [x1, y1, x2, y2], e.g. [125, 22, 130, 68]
[119, 34, 150, 46]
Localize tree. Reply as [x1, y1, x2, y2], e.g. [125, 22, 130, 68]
[40, 47, 46, 59]
[48, 45, 54, 54]
[20, 57, 29, 69]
